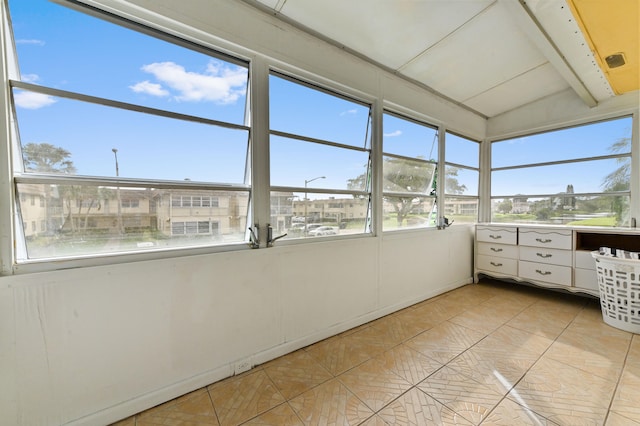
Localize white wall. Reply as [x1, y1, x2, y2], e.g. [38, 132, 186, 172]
[0, 1, 481, 424]
[0, 226, 473, 425]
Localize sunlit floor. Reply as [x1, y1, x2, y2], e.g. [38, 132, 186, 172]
[112, 279, 640, 425]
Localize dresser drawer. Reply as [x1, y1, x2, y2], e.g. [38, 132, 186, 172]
[519, 260, 572, 286]
[477, 242, 518, 259]
[477, 254, 518, 276]
[519, 228, 572, 250]
[519, 246, 572, 266]
[476, 226, 517, 245]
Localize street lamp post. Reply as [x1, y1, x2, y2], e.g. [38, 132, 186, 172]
[112, 148, 123, 235]
[304, 176, 325, 235]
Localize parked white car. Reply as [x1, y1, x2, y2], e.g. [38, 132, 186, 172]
[308, 226, 338, 236]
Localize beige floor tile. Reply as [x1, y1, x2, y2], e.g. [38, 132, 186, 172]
[393, 304, 448, 331]
[508, 357, 617, 425]
[448, 304, 514, 335]
[109, 416, 135, 426]
[358, 414, 391, 425]
[207, 370, 285, 426]
[338, 358, 412, 411]
[626, 336, 640, 368]
[405, 321, 486, 364]
[367, 314, 428, 343]
[474, 325, 553, 358]
[263, 350, 333, 400]
[242, 402, 303, 426]
[373, 344, 443, 385]
[304, 332, 381, 376]
[417, 366, 504, 424]
[506, 305, 576, 339]
[348, 321, 406, 350]
[136, 389, 219, 426]
[606, 411, 640, 426]
[288, 378, 374, 425]
[481, 398, 557, 425]
[610, 363, 640, 422]
[377, 388, 473, 426]
[544, 327, 631, 380]
[444, 284, 497, 307]
[446, 344, 538, 394]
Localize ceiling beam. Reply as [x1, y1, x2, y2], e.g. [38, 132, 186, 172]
[500, 0, 597, 107]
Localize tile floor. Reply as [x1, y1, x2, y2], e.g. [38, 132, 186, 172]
[112, 279, 640, 425]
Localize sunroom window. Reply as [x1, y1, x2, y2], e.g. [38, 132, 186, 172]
[382, 112, 438, 231]
[491, 116, 633, 227]
[269, 73, 372, 238]
[8, 0, 251, 261]
[444, 132, 479, 224]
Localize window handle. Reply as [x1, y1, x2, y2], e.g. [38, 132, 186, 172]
[267, 224, 287, 247]
[248, 224, 260, 249]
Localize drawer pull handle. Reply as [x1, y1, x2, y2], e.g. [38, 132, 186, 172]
[489, 235, 502, 240]
[490, 248, 503, 252]
[490, 262, 503, 267]
[536, 253, 552, 258]
[535, 238, 552, 243]
[535, 269, 552, 276]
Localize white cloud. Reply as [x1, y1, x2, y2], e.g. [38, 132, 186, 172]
[21, 74, 40, 83]
[16, 39, 45, 46]
[340, 109, 358, 116]
[384, 130, 402, 137]
[14, 91, 56, 109]
[129, 80, 169, 97]
[132, 60, 247, 104]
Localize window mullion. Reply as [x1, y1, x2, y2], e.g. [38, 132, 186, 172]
[250, 57, 270, 246]
[0, 4, 16, 274]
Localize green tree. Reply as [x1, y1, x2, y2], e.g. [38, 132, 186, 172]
[601, 136, 631, 225]
[22, 143, 77, 174]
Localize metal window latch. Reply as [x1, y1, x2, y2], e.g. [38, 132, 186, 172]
[267, 224, 287, 247]
[248, 224, 260, 248]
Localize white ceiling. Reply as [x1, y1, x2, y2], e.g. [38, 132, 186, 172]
[244, 0, 614, 118]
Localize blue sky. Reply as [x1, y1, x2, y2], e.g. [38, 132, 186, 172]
[9, 0, 633, 198]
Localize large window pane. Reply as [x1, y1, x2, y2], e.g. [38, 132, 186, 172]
[444, 166, 478, 196]
[383, 156, 436, 194]
[269, 192, 370, 239]
[270, 74, 371, 148]
[382, 112, 438, 231]
[16, 182, 249, 260]
[492, 158, 628, 196]
[270, 136, 369, 190]
[491, 195, 630, 227]
[14, 90, 250, 183]
[10, 0, 248, 125]
[445, 133, 478, 168]
[9, 0, 252, 262]
[383, 196, 436, 230]
[492, 117, 632, 167]
[383, 114, 438, 159]
[443, 197, 478, 224]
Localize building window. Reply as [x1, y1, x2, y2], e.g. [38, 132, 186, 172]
[269, 72, 372, 238]
[382, 111, 438, 231]
[444, 132, 480, 224]
[491, 116, 633, 227]
[8, 0, 251, 261]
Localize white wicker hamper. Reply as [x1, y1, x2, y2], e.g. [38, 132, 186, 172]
[592, 251, 640, 333]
